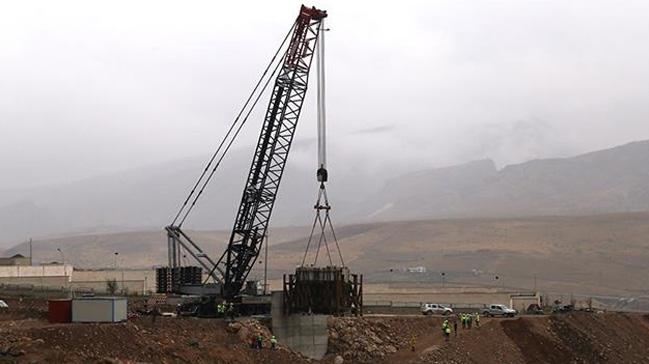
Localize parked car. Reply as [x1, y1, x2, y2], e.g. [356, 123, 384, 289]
[0, 300, 8, 309]
[421, 303, 453, 315]
[526, 303, 544, 315]
[72, 287, 95, 298]
[482, 304, 517, 317]
[552, 304, 574, 314]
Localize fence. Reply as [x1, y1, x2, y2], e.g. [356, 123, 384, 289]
[364, 300, 490, 309]
[0, 279, 151, 296]
[365, 295, 649, 313]
[70, 280, 149, 295]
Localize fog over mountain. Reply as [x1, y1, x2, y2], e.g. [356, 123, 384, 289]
[3, 1, 649, 247]
[359, 140, 649, 221]
[2, 139, 649, 248]
[2, 0, 649, 189]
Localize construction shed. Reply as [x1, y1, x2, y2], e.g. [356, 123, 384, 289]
[0, 254, 31, 266]
[510, 293, 541, 312]
[72, 297, 127, 323]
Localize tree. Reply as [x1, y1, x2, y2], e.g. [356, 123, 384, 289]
[106, 279, 118, 295]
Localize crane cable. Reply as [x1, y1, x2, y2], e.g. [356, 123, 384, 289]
[170, 21, 297, 227]
[178, 50, 287, 226]
[301, 19, 346, 268]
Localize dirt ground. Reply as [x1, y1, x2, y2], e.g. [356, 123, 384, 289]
[2, 297, 649, 363]
[0, 298, 308, 364]
[329, 313, 649, 364]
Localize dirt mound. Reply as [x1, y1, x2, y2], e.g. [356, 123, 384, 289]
[3, 295, 649, 364]
[327, 316, 443, 363]
[0, 298, 48, 321]
[0, 317, 308, 363]
[419, 313, 649, 364]
[498, 313, 649, 363]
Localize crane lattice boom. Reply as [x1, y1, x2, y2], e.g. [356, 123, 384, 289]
[220, 6, 326, 299]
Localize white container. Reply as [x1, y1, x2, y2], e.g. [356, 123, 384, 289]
[72, 297, 127, 323]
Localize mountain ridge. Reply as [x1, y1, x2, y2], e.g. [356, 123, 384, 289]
[2, 139, 649, 247]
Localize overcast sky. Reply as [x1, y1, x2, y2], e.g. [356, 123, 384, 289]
[2, 0, 649, 189]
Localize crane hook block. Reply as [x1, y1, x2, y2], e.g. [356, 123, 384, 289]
[317, 166, 328, 182]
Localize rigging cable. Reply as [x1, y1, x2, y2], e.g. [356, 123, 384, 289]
[302, 18, 345, 267]
[170, 21, 297, 226]
[178, 49, 288, 226]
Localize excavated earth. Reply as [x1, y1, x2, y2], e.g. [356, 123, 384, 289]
[2, 298, 649, 363]
[327, 313, 649, 364]
[0, 298, 308, 364]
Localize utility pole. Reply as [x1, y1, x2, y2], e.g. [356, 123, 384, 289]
[113, 252, 123, 294]
[29, 238, 32, 266]
[56, 248, 65, 265]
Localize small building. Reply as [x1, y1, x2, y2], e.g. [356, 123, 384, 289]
[72, 297, 127, 323]
[510, 292, 541, 312]
[0, 254, 31, 266]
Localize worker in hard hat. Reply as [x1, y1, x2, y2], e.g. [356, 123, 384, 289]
[226, 302, 235, 320]
[217, 303, 225, 316]
[442, 319, 451, 341]
[270, 335, 278, 350]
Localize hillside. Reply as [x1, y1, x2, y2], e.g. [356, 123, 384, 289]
[0, 142, 391, 246]
[360, 140, 649, 220]
[2, 226, 311, 269]
[7, 211, 649, 297]
[2, 140, 649, 247]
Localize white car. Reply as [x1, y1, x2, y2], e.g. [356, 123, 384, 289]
[421, 303, 453, 315]
[482, 304, 517, 317]
[0, 300, 8, 308]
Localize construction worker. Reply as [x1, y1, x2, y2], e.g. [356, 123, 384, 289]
[442, 320, 451, 342]
[467, 313, 473, 329]
[453, 315, 458, 337]
[256, 334, 263, 350]
[151, 305, 160, 325]
[409, 334, 416, 352]
[226, 302, 235, 320]
[270, 335, 278, 350]
[460, 313, 466, 329]
[475, 312, 480, 328]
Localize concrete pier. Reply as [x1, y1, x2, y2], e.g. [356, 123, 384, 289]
[271, 291, 329, 359]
